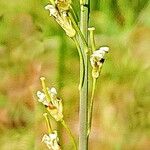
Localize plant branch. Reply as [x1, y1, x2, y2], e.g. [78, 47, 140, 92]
[43, 113, 52, 134]
[79, 0, 90, 150]
[61, 120, 77, 150]
[40, 77, 51, 102]
[73, 37, 85, 90]
[68, 12, 88, 53]
[88, 77, 97, 135]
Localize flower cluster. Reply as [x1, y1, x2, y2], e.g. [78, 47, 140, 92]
[37, 78, 63, 121]
[42, 131, 61, 150]
[90, 47, 109, 78]
[45, 0, 76, 37]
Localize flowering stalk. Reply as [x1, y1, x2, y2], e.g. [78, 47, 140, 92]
[73, 37, 85, 90]
[42, 1, 110, 149]
[43, 113, 52, 134]
[79, 0, 90, 150]
[88, 46, 109, 135]
[37, 77, 77, 150]
[68, 12, 88, 52]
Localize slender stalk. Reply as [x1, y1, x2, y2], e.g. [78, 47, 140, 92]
[70, 6, 79, 23]
[79, 0, 90, 150]
[88, 77, 97, 135]
[68, 12, 88, 52]
[73, 37, 85, 90]
[43, 113, 52, 134]
[40, 77, 51, 102]
[61, 120, 77, 150]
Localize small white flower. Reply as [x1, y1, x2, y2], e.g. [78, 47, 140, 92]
[48, 87, 63, 121]
[37, 88, 63, 121]
[90, 47, 109, 78]
[45, 5, 58, 18]
[48, 87, 58, 104]
[99, 46, 109, 52]
[37, 91, 45, 101]
[37, 77, 63, 121]
[45, 4, 76, 37]
[92, 46, 109, 58]
[50, 87, 57, 95]
[90, 46, 109, 66]
[42, 131, 61, 150]
[37, 91, 49, 106]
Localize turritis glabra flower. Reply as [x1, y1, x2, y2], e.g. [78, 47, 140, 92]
[90, 47, 109, 78]
[45, 1, 76, 37]
[42, 131, 61, 150]
[37, 77, 63, 121]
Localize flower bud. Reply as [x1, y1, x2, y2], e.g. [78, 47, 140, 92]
[90, 47, 109, 78]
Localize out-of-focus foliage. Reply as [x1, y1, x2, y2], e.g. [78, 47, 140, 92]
[0, 0, 150, 150]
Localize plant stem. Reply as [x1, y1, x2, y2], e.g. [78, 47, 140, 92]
[43, 113, 52, 134]
[79, 0, 90, 150]
[73, 37, 85, 90]
[68, 12, 88, 52]
[88, 77, 97, 135]
[40, 77, 51, 102]
[70, 6, 79, 23]
[61, 120, 77, 150]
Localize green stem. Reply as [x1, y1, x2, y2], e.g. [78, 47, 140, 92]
[73, 37, 85, 90]
[43, 113, 52, 134]
[70, 6, 79, 23]
[40, 77, 51, 102]
[88, 77, 97, 135]
[61, 120, 77, 150]
[68, 12, 88, 53]
[79, 0, 90, 150]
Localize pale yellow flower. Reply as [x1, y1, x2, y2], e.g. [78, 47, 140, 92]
[45, 4, 76, 37]
[90, 47, 109, 78]
[37, 87, 63, 121]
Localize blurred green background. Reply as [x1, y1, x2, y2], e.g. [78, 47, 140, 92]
[0, 0, 150, 149]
